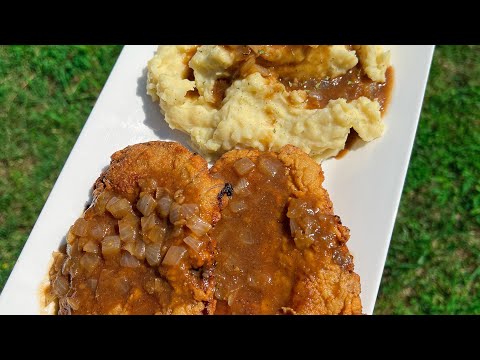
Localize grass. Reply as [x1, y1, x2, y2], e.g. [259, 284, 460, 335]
[0, 45, 479, 314]
[375, 45, 480, 314]
[0, 46, 123, 287]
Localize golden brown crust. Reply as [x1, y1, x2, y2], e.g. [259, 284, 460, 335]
[95, 141, 224, 314]
[212, 145, 362, 315]
[50, 141, 225, 315]
[290, 264, 362, 315]
[50, 141, 360, 315]
[211, 145, 339, 232]
[94, 141, 223, 226]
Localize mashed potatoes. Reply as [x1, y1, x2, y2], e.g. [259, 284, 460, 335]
[147, 45, 391, 161]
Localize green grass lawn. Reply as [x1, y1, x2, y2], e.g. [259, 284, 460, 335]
[0, 45, 479, 314]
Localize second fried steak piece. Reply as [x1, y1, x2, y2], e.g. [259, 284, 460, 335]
[49, 141, 223, 314]
[211, 145, 362, 314]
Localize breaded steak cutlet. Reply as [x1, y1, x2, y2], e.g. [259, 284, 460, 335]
[211, 145, 362, 314]
[48, 141, 224, 314]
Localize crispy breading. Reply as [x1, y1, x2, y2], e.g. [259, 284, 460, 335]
[49, 141, 360, 315]
[94, 141, 223, 225]
[93, 141, 224, 314]
[52, 141, 224, 315]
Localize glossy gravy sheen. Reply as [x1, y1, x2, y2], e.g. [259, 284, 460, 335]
[212, 155, 292, 314]
[47, 180, 213, 315]
[211, 46, 394, 115]
[283, 66, 394, 114]
[48, 204, 164, 314]
[211, 154, 349, 314]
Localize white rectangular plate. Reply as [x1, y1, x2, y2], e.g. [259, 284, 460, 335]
[0, 45, 435, 314]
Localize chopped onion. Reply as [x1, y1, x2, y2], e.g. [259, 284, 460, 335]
[181, 203, 199, 219]
[66, 231, 76, 245]
[286, 202, 302, 219]
[235, 178, 250, 196]
[146, 223, 166, 243]
[120, 251, 140, 268]
[71, 218, 88, 237]
[229, 200, 247, 213]
[44, 288, 56, 306]
[240, 56, 271, 77]
[186, 215, 212, 236]
[233, 157, 256, 176]
[52, 251, 65, 272]
[80, 253, 101, 273]
[162, 246, 187, 266]
[133, 240, 146, 260]
[87, 278, 98, 292]
[227, 291, 237, 306]
[68, 260, 80, 278]
[258, 156, 283, 177]
[137, 193, 157, 216]
[141, 213, 158, 233]
[93, 190, 114, 215]
[83, 241, 99, 254]
[58, 298, 71, 315]
[145, 242, 162, 266]
[118, 215, 138, 243]
[183, 236, 203, 253]
[106, 197, 132, 219]
[102, 235, 121, 257]
[61, 258, 71, 276]
[119, 224, 135, 243]
[169, 202, 184, 225]
[239, 230, 255, 245]
[155, 186, 168, 198]
[77, 236, 90, 248]
[89, 222, 107, 240]
[239, 56, 255, 77]
[303, 216, 317, 237]
[157, 195, 172, 218]
[290, 218, 300, 236]
[255, 64, 271, 77]
[241, 59, 270, 77]
[53, 275, 69, 297]
[171, 225, 184, 238]
[66, 296, 80, 311]
[122, 241, 135, 255]
[66, 243, 80, 257]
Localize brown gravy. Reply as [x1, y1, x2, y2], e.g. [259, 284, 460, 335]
[47, 181, 214, 315]
[206, 46, 394, 115]
[335, 130, 360, 159]
[283, 66, 394, 114]
[211, 154, 294, 314]
[211, 154, 351, 314]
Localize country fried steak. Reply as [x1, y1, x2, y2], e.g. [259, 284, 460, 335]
[47, 141, 224, 314]
[211, 145, 362, 314]
[47, 141, 361, 315]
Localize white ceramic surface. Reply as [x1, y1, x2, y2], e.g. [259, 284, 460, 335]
[0, 45, 435, 314]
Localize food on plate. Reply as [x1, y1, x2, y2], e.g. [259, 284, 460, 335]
[46, 141, 224, 314]
[46, 141, 360, 315]
[211, 145, 362, 314]
[147, 45, 393, 161]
